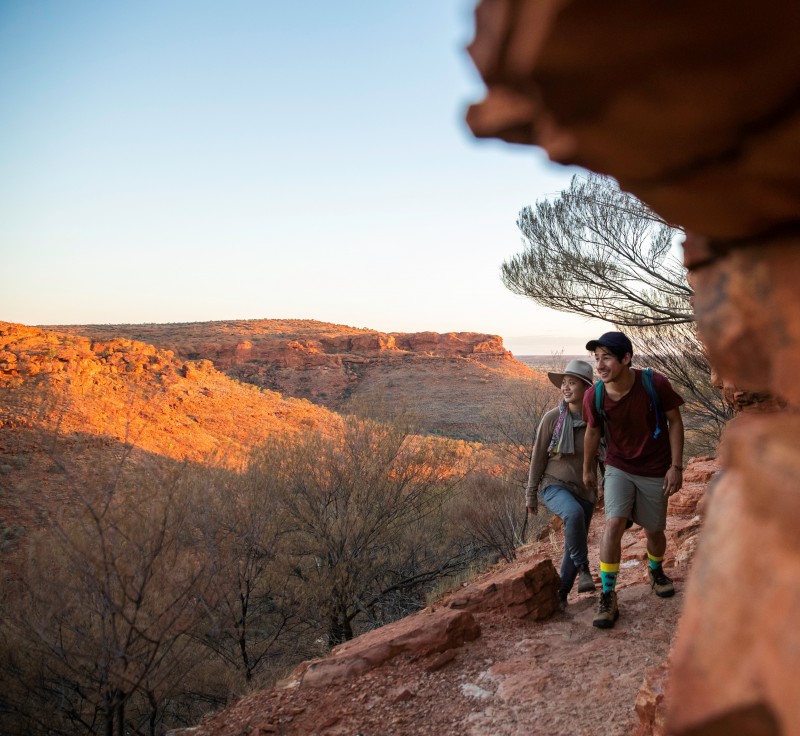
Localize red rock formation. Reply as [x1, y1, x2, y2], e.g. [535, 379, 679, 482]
[46, 321, 536, 441]
[0, 321, 337, 466]
[280, 556, 558, 691]
[286, 607, 481, 689]
[465, 0, 800, 242]
[445, 555, 559, 620]
[667, 456, 719, 517]
[634, 664, 669, 736]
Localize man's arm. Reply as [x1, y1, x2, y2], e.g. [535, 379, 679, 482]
[583, 425, 602, 491]
[663, 406, 684, 496]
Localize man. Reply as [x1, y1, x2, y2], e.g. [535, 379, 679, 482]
[526, 359, 598, 611]
[582, 332, 684, 629]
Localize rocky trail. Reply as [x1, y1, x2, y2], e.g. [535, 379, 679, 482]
[179, 513, 699, 736]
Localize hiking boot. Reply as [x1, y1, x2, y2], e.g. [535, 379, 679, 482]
[592, 591, 619, 629]
[648, 567, 675, 598]
[558, 592, 568, 612]
[577, 564, 596, 593]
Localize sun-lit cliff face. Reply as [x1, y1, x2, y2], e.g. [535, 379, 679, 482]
[43, 319, 547, 440]
[0, 321, 338, 467]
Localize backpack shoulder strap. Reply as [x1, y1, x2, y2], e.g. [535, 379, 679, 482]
[641, 367, 662, 439]
[594, 379, 606, 419]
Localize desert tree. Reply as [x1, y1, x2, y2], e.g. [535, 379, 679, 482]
[479, 377, 559, 484]
[190, 462, 316, 689]
[449, 472, 528, 563]
[247, 416, 473, 647]
[502, 173, 733, 452]
[0, 443, 214, 736]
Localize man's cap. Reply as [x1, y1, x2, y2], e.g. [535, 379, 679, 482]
[547, 359, 594, 388]
[585, 331, 633, 358]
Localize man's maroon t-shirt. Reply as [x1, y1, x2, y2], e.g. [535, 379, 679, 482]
[583, 369, 684, 478]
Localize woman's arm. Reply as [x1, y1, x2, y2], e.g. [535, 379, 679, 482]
[525, 412, 554, 512]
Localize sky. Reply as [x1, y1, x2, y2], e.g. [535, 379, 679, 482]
[0, 0, 611, 355]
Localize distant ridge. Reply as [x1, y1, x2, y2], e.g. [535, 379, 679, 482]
[45, 319, 551, 441]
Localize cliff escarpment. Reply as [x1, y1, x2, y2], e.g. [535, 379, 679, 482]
[45, 319, 543, 440]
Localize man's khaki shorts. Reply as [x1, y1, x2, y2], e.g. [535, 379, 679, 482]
[603, 466, 668, 532]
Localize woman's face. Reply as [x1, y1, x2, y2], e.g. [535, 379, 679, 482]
[561, 375, 588, 405]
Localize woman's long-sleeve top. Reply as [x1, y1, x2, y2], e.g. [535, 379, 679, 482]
[525, 405, 596, 508]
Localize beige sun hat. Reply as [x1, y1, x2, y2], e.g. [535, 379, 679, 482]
[547, 359, 594, 388]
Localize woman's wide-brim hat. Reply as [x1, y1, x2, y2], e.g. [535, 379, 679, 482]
[547, 359, 594, 389]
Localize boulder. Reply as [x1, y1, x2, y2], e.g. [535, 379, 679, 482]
[446, 556, 560, 619]
[288, 607, 480, 689]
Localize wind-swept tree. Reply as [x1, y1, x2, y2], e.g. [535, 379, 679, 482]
[502, 173, 732, 451]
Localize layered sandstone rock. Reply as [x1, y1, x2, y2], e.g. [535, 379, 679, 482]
[280, 556, 559, 691]
[286, 607, 481, 689]
[445, 555, 560, 619]
[46, 320, 537, 441]
[466, 0, 800, 243]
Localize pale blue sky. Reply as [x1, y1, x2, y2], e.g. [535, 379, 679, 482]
[0, 0, 609, 354]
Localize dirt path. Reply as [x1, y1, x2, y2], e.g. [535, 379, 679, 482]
[186, 554, 686, 736]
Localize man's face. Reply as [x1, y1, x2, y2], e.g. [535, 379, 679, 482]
[593, 347, 629, 383]
[561, 375, 588, 404]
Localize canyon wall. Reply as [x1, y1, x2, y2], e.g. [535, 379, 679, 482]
[47, 321, 539, 441]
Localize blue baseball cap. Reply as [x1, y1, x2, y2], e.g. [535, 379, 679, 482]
[585, 331, 633, 361]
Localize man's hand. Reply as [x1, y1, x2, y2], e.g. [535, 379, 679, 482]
[527, 504, 539, 516]
[663, 466, 683, 497]
[583, 468, 597, 491]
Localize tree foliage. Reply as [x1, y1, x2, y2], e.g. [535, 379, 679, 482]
[504, 173, 691, 327]
[502, 173, 732, 452]
[0, 448, 214, 736]
[246, 416, 472, 646]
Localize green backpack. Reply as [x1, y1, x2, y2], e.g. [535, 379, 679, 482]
[594, 367, 663, 439]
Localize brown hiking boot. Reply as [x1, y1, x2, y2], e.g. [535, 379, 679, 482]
[648, 567, 675, 598]
[592, 591, 619, 629]
[577, 564, 596, 593]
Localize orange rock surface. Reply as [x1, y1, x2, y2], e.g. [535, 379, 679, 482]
[43, 319, 546, 440]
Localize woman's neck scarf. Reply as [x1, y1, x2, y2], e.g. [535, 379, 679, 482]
[547, 400, 586, 456]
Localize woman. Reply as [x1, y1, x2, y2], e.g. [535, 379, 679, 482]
[526, 359, 597, 611]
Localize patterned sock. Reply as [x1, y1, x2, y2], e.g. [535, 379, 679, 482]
[599, 561, 620, 593]
[648, 552, 664, 571]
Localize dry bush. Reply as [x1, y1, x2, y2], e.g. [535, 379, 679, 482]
[449, 473, 525, 563]
[190, 461, 319, 690]
[0, 440, 217, 736]
[479, 378, 558, 484]
[448, 471, 553, 564]
[244, 415, 473, 647]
